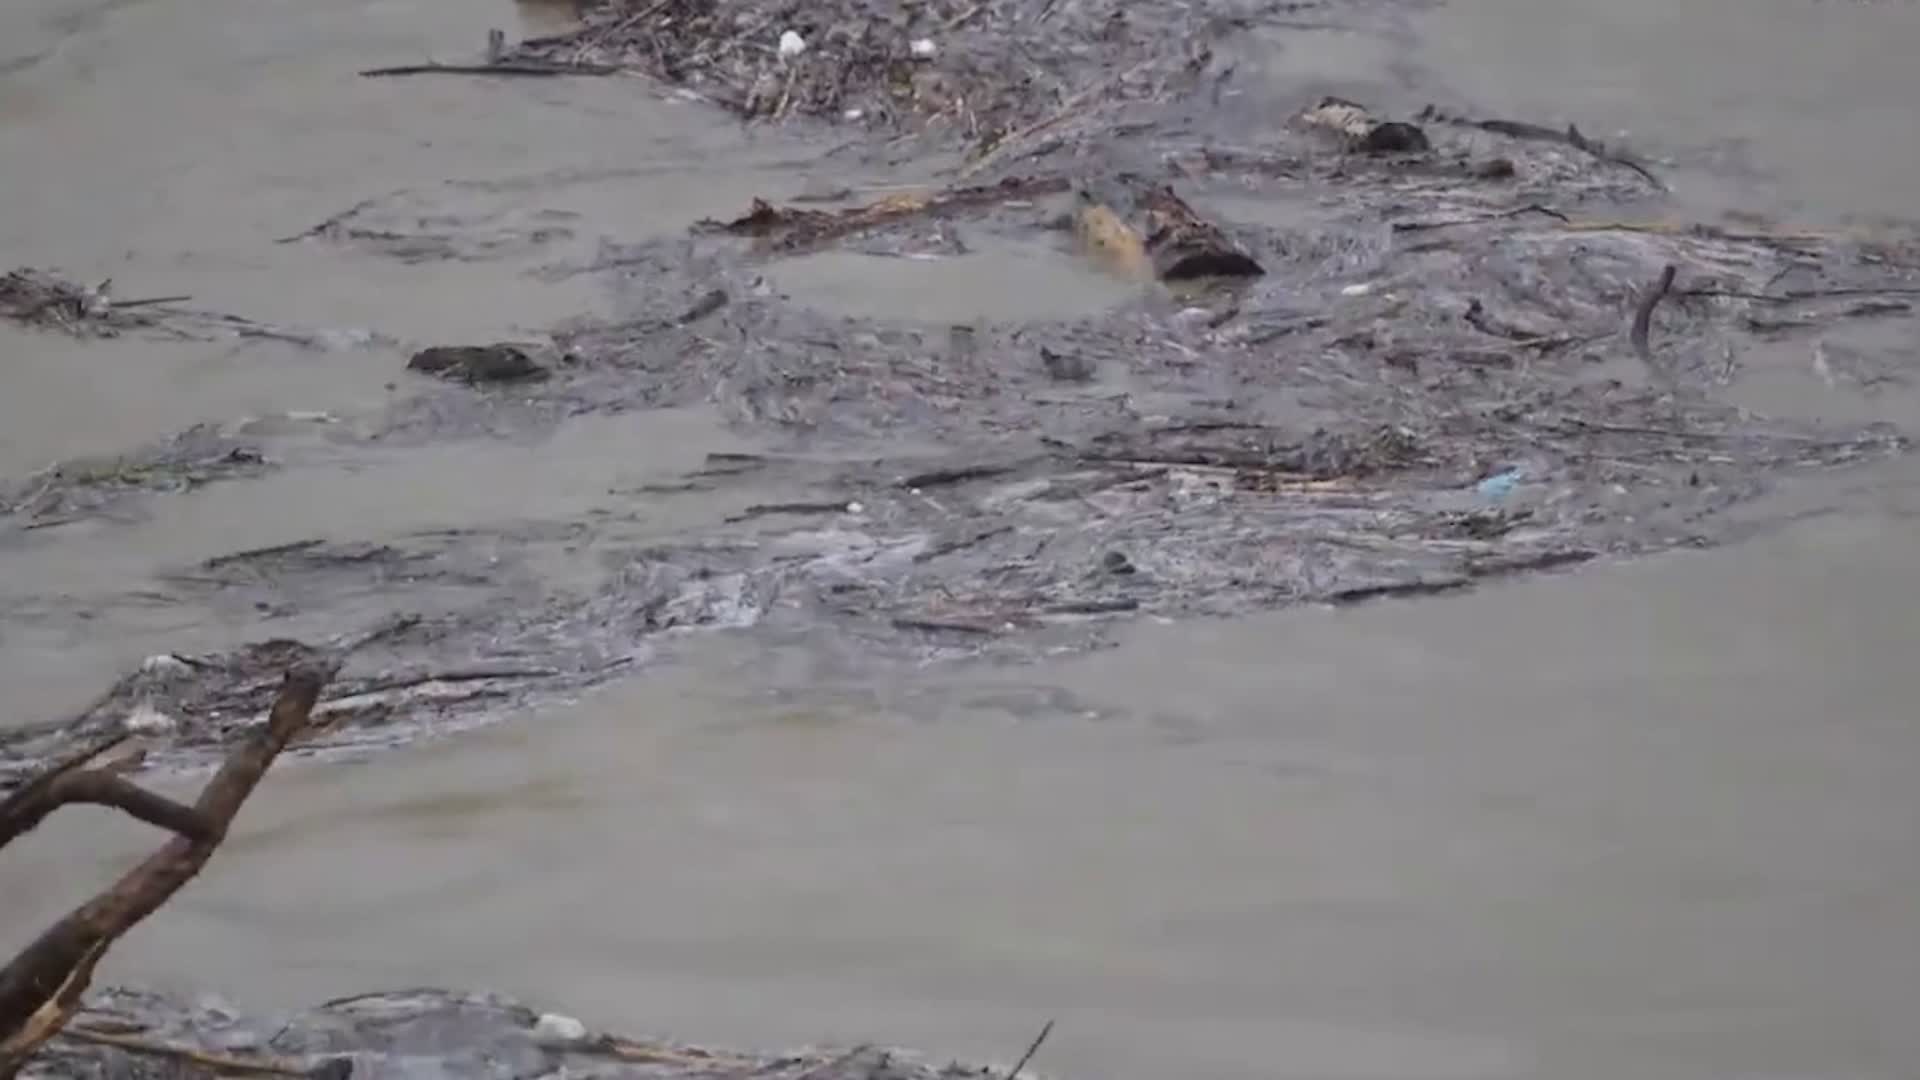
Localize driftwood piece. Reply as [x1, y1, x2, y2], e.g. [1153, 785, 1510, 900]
[1298, 97, 1431, 155]
[701, 176, 1069, 255]
[360, 36, 618, 81]
[0, 660, 339, 1079]
[1138, 186, 1264, 281]
[1416, 104, 1664, 190]
[702, 179, 1075, 259]
[360, 60, 618, 77]
[56, 1025, 324, 1077]
[1071, 195, 1151, 281]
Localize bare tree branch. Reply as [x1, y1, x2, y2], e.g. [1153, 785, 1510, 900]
[0, 732, 131, 848]
[0, 770, 213, 849]
[0, 659, 340, 1078]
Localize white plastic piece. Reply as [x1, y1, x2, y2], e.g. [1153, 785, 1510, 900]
[909, 37, 937, 58]
[1340, 282, 1373, 296]
[123, 703, 178, 734]
[778, 30, 807, 59]
[534, 1012, 589, 1043]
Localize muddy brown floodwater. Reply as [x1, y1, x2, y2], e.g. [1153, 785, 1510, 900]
[4, 0, 1920, 1078]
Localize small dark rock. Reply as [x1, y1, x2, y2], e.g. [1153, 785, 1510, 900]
[1474, 157, 1517, 180]
[1448, 348, 1516, 369]
[1041, 345, 1096, 383]
[1357, 121, 1430, 155]
[677, 289, 729, 325]
[408, 345, 549, 385]
[948, 324, 977, 357]
[1158, 250, 1266, 280]
[1102, 550, 1136, 575]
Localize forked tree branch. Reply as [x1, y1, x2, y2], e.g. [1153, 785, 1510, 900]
[0, 660, 339, 1078]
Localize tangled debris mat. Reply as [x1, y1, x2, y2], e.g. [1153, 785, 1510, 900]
[5, 8, 1917, 774]
[32, 987, 1032, 1080]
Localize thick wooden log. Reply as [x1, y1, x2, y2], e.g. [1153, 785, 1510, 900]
[1139, 186, 1265, 281]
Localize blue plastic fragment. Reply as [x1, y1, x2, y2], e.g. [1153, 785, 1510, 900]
[1475, 468, 1523, 499]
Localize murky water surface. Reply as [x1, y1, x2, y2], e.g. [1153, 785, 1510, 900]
[4, 1, 1920, 1077]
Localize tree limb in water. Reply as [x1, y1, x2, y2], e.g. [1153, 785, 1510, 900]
[0, 659, 339, 1078]
[0, 769, 212, 850]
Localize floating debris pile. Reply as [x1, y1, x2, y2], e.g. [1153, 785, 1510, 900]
[0, 268, 180, 338]
[512, 0, 1284, 147]
[1, 266, 389, 349]
[8, 82, 1916, 769]
[28, 987, 1029, 1080]
[4, 0, 1918, 785]
[0, 425, 272, 528]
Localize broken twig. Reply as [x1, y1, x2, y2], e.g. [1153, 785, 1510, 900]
[702, 177, 1068, 256]
[55, 1026, 319, 1078]
[1005, 1020, 1055, 1080]
[360, 60, 618, 77]
[725, 501, 852, 523]
[1630, 263, 1678, 364]
[899, 463, 1021, 490]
